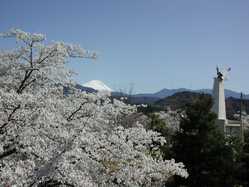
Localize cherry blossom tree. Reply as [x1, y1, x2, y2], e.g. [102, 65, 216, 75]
[0, 29, 188, 186]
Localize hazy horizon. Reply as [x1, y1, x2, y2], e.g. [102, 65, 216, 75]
[80, 79, 249, 95]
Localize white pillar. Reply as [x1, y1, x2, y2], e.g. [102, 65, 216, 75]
[211, 77, 226, 120]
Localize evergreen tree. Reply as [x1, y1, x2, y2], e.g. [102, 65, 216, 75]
[235, 130, 249, 186]
[171, 95, 236, 187]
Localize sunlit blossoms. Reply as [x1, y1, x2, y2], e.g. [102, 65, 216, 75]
[0, 29, 188, 186]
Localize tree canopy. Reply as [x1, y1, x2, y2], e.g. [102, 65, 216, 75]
[171, 95, 237, 187]
[0, 29, 188, 186]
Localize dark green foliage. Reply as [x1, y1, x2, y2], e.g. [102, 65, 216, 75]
[171, 95, 237, 187]
[226, 97, 249, 120]
[155, 91, 211, 110]
[235, 130, 249, 186]
[141, 93, 249, 186]
[137, 104, 166, 115]
[155, 91, 249, 120]
[148, 114, 172, 138]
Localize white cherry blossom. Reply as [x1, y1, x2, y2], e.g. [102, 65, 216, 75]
[0, 29, 188, 186]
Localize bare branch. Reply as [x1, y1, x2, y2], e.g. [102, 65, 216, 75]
[21, 55, 30, 63]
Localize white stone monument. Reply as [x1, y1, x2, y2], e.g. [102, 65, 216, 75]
[211, 67, 242, 137]
[211, 68, 227, 121]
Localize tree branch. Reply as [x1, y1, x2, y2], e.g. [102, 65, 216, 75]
[29, 42, 33, 68]
[17, 70, 33, 94]
[0, 148, 17, 160]
[16, 43, 38, 94]
[37, 48, 57, 64]
[0, 104, 21, 130]
[66, 101, 88, 121]
[19, 78, 37, 93]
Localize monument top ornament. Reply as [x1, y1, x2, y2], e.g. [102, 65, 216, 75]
[216, 66, 231, 81]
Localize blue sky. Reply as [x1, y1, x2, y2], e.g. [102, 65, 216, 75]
[1, 0, 249, 93]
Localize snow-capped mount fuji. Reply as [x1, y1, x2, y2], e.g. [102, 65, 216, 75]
[83, 80, 113, 92]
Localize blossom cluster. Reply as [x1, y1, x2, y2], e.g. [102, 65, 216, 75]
[0, 29, 188, 186]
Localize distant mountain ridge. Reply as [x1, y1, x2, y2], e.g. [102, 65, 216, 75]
[73, 79, 248, 100]
[133, 88, 249, 100]
[112, 88, 248, 105]
[71, 81, 249, 103]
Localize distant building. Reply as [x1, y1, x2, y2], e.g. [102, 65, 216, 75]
[211, 67, 243, 139]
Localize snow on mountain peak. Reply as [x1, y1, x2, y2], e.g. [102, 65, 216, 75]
[83, 80, 113, 92]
